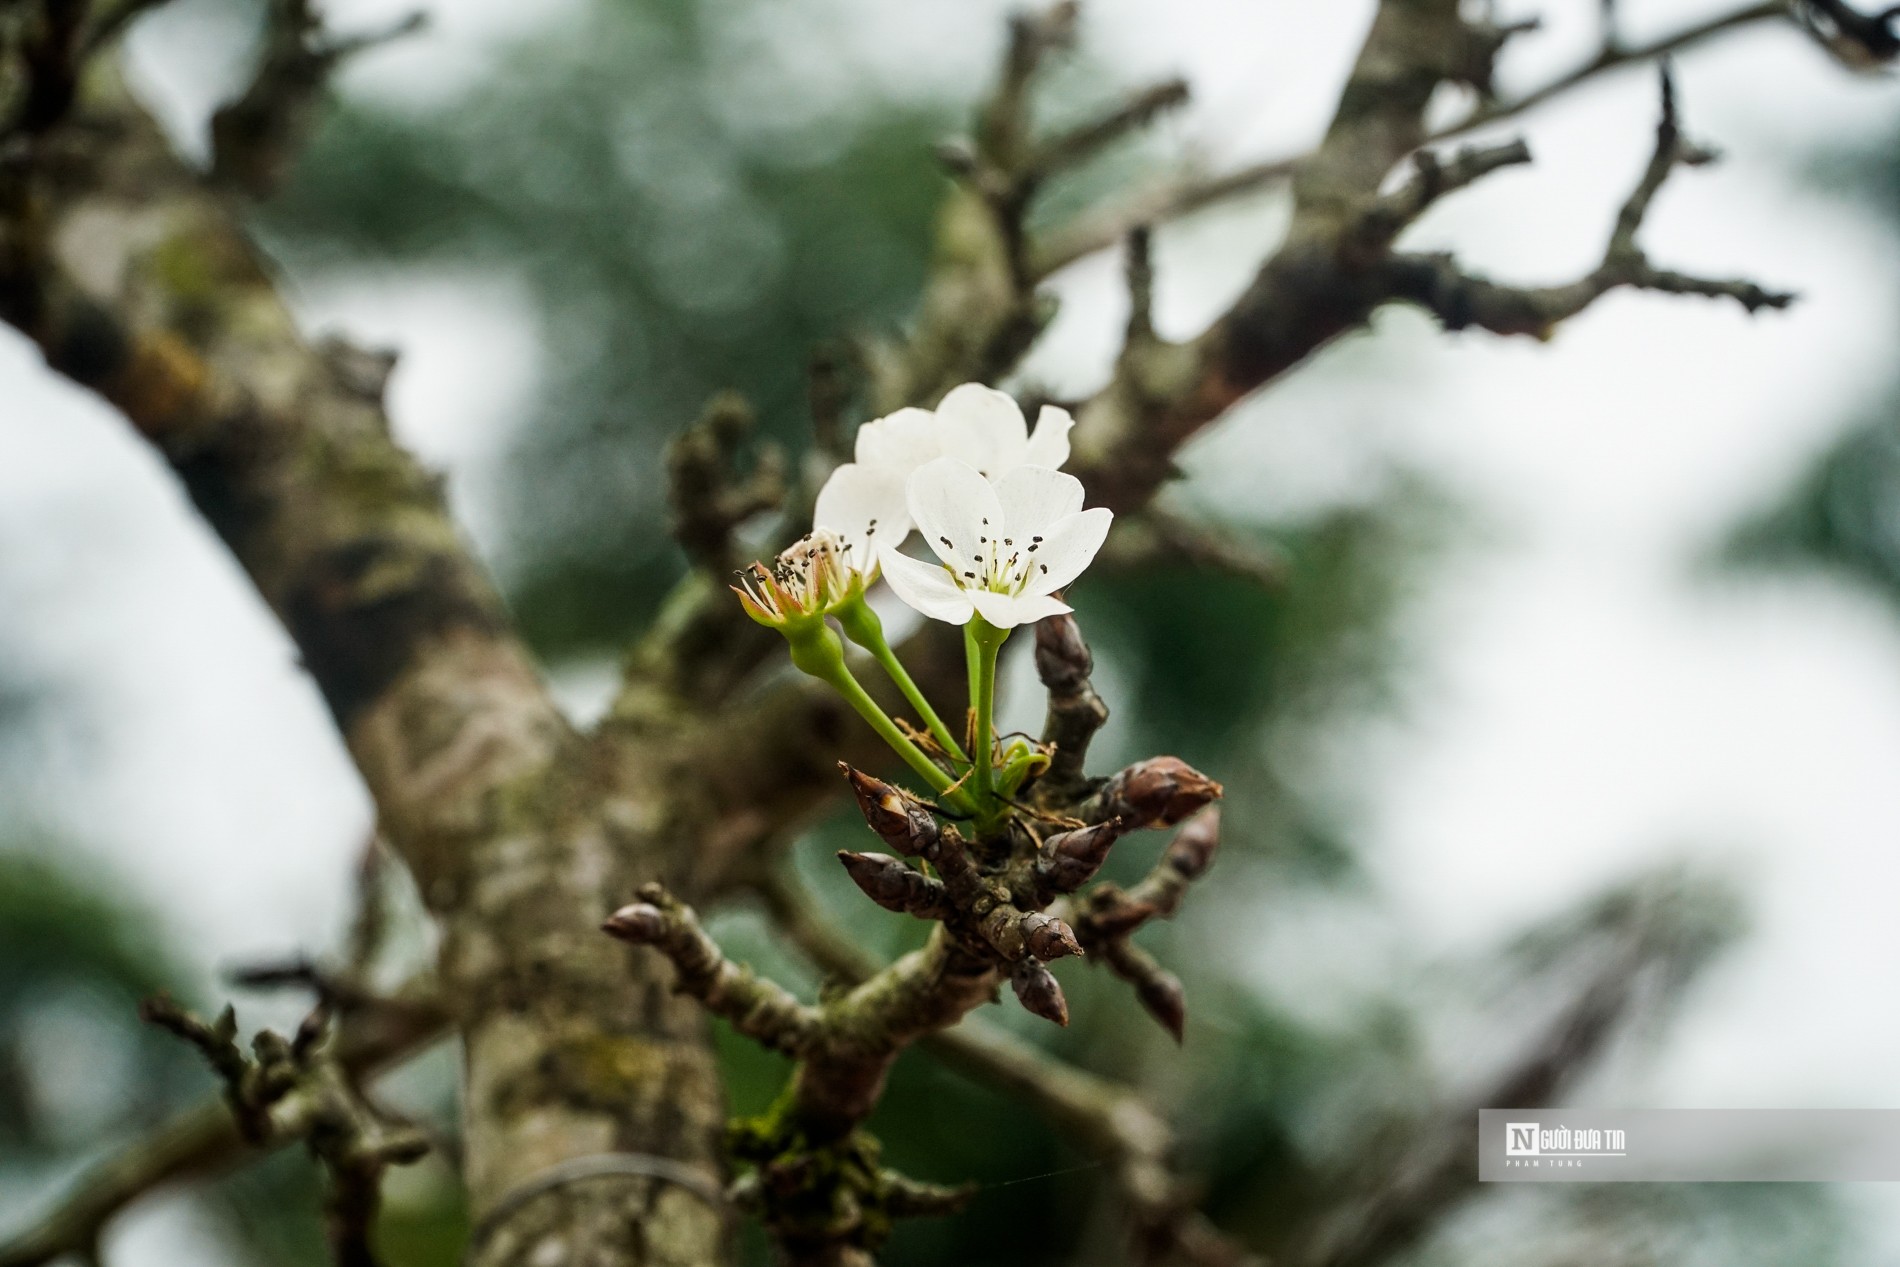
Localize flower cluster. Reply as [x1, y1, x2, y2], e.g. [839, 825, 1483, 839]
[731, 383, 1114, 822]
[738, 383, 1105, 632]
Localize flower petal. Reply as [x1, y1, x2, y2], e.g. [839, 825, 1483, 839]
[815, 464, 911, 571]
[906, 457, 1002, 576]
[1022, 404, 1074, 471]
[934, 383, 1028, 477]
[991, 465, 1085, 545]
[1023, 507, 1113, 596]
[969, 589, 1070, 629]
[879, 547, 976, 625]
[854, 407, 940, 473]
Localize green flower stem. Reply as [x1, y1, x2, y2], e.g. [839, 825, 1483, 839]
[965, 615, 1009, 809]
[786, 620, 972, 811]
[833, 595, 968, 765]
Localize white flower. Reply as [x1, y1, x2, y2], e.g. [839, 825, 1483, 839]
[879, 458, 1112, 629]
[810, 462, 909, 585]
[812, 384, 1076, 555]
[877, 383, 1074, 480]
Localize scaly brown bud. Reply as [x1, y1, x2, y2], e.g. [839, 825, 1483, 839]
[1011, 959, 1070, 1026]
[1105, 940, 1186, 1042]
[1036, 817, 1129, 894]
[1080, 893, 1160, 940]
[1086, 756, 1222, 828]
[837, 851, 951, 920]
[841, 763, 939, 856]
[1164, 808, 1221, 879]
[602, 903, 667, 944]
[1135, 968, 1186, 1043]
[1021, 911, 1083, 962]
[1034, 612, 1094, 691]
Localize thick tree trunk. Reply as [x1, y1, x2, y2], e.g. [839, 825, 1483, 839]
[1, 81, 735, 1266]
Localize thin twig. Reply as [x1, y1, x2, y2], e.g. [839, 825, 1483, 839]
[1034, 1, 1791, 274]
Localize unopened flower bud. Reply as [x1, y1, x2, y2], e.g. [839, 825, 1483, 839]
[1011, 960, 1070, 1027]
[1135, 968, 1186, 1043]
[1106, 941, 1186, 1042]
[1034, 612, 1094, 691]
[841, 763, 938, 857]
[1021, 911, 1083, 961]
[1164, 808, 1221, 879]
[1088, 757, 1222, 828]
[837, 851, 949, 919]
[1082, 895, 1160, 939]
[602, 903, 667, 944]
[1036, 817, 1128, 893]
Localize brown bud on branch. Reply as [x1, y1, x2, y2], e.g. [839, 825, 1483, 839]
[841, 763, 940, 857]
[1035, 613, 1109, 797]
[1011, 959, 1071, 1027]
[141, 996, 280, 1142]
[1163, 808, 1221, 880]
[1072, 809, 1223, 946]
[601, 902, 667, 944]
[1021, 911, 1084, 962]
[1104, 939, 1186, 1043]
[1036, 817, 1129, 895]
[837, 852, 954, 921]
[1082, 756, 1222, 828]
[1034, 610, 1094, 691]
[603, 882, 821, 1058]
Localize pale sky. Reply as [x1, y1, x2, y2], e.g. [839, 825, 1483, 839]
[5, 1, 1900, 1262]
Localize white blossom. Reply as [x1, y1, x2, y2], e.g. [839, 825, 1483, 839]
[809, 462, 908, 585]
[882, 383, 1074, 479]
[811, 384, 1075, 556]
[879, 458, 1112, 629]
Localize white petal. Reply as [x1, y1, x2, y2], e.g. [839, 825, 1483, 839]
[1021, 404, 1074, 471]
[934, 383, 1028, 477]
[879, 547, 976, 625]
[906, 457, 1002, 574]
[991, 465, 1084, 545]
[969, 589, 1070, 629]
[854, 407, 940, 473]
[1024, 507, 1113, 596]
[814, 464, 911, 571]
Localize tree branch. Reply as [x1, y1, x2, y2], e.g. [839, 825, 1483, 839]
[604, 883, 822, 1058]
[209, 0, 426, 197]
[0, 984, 449, 1267]
[1382, 69, 1796, 337]
[753, 865, 1258, 1267]
[1035, 1, 1792, 274]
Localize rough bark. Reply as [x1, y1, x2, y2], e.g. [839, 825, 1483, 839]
[2, 78, 730, 1267]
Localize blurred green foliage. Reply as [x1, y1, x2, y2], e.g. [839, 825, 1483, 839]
[1726, 119, 1900, 600]
[0, 851, 195, 1160]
